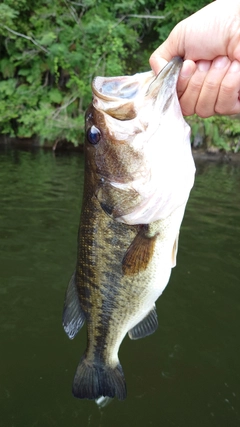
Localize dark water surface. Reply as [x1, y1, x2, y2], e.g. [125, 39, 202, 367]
[0, 149, 240, 427]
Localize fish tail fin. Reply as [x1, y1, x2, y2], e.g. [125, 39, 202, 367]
[72, 355, 127, 400]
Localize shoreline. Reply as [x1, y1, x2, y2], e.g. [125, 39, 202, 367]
[192, 149, 240, 163]
[1, 135, 240, 162]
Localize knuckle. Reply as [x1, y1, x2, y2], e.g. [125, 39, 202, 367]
[195, 97, 214, 118]
[181, 106, 194, 116]
[179, 99, 194, 116]
[202, 80, 217, 92]
[215, 103, 226, 115]
[188, 80, 203, 93]
[220, 82, 237, 96]
[215, 84, 240, 114]
[195, 106, 212, 118]
[215, 103, 240, 115]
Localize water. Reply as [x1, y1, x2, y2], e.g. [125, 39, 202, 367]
[0, 149, 239, 427]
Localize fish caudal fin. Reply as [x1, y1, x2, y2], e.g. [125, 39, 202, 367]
[72, 356, 127, 400]
[62, 272, 85, 339]
[128, 305, 158, 340]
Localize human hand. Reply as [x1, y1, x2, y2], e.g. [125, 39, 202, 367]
[177, 56, 240, 117]
[149, 1, 240, 117]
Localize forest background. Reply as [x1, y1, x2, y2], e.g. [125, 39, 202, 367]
[0, 0, 240, 152]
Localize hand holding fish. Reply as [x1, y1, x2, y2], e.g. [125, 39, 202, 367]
[149, 0, 240, 117]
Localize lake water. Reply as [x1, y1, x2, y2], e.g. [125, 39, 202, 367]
[0, 148, 239, 427]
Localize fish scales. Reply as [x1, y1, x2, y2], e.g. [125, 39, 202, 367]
[62, 57, 195, 401]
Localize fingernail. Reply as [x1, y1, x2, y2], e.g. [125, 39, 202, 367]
[197, 60, 211, 72]
[180, 60, 196, 78]
[213, 56, 229, 69]
[229, 60, 240, 73]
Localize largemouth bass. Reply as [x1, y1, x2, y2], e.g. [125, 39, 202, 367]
[62, 57, 195, 401]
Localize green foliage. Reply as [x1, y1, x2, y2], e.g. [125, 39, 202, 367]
[0, 0, 213, 146]
[188, 115, 240, 153]
[0, 4, 18, 29]
[152, 0, 213, 48]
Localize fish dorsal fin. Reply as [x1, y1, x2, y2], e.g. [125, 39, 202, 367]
[122, 226, 158, 275]
[128, 305, 158, 340]
[62, 272, 85, 339]
[171, 233, 179, 268]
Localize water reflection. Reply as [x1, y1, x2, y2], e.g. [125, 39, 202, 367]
[0, 149, 239, 427]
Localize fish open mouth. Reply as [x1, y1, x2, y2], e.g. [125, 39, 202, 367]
[92, 73, 154, 102]
[91, 57, 183, 120]
[92, 57, 183, 103]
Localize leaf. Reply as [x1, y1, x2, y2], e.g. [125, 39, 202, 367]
[39, 32, 57, 46]
[48, 89, 63, 104]
[0, 4, 18, 28]
[0, 58, 15, 78]
[0, 79, 16, 96]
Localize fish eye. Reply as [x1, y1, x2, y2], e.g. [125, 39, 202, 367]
[87, 125, 101, 145]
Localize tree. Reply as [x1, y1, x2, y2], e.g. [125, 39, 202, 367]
[0, 0, 211, 146]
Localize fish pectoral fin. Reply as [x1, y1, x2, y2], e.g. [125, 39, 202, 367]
[62, 271, 85, 339]
[122, 226, 158, 275]
[128, 305, 158, 340]
[171, 233, 179, 268]
[96, 183, 141, 219]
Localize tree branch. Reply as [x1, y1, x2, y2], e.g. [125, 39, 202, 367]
[126, 13, 171, 20]
[52, 95, 79, 119]
[2, 25, 49, 53]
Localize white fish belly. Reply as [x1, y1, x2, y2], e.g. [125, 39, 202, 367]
[109, 204, 186, 363]
[108, 262, 172, 364]
[130, 203, 186, 328]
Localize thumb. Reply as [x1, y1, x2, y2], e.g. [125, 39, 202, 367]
[149, 24, 184, 74]
[149, 40, 175, 74]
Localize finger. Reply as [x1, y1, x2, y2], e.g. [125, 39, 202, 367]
[179, 60, 211, 116]
[195, 56, 231, 117]
[149, 42, 172, 75]
[177, 60, 197, 98]
[215, 60, 240, 115]
[149, 37, 179, 74]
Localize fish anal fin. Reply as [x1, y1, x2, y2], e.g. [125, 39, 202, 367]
[62, 272, 85, 339]
[128, 305, 158, 340]
[72, 356, 126, 400]
[171, 233, 179, 268]
[122, 227, 158, 275]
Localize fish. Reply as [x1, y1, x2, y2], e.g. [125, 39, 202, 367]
[62, 56, 195, 401]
